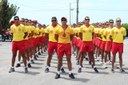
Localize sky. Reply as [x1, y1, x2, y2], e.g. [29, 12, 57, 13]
[8, 0, 128, 25]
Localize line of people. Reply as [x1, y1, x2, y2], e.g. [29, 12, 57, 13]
[9, 16, 126, 80]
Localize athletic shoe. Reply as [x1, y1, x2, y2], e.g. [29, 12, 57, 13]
[61, 68, 65, 73]
[28, 63, 32, 68]
[69, 73, 75, 79]
[16, 63, 21, 68]
[120, 69, 125, 73]
[55, 73, 60, 79]
[94, 67, 99, 73]
[25, 67, 28, 73]
[31, 59, 35, 64]
[78, 68, 82, 73]
[9, 68, 15, 73]
[45, 68, 49, 73]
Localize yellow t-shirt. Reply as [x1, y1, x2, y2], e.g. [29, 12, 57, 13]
[55, 25, 74, 43]
[101, 28, 107, 41]
[24, 25, 31, 40]
[30, 26, 35, 38]
[75, 27, 80, 39]
[38, 28, 42, 37]
[110, 27, 126, 43]
[33, 27, 40, 38]
[104, 27, 112, 41]
[45, 25, 60, 42]
[10, 24, 27, 41]
[41, 28, 45, 36]
[80, 25, 94, 41]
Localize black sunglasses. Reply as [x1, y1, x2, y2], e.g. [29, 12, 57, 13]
[85, 19, 90, 21]
[116, 20, 121, 22]
[61, 19, 67, 21]
[109, 22, 114, 23]
[14, 19, 19, 21]
[52, 20, 57, 22]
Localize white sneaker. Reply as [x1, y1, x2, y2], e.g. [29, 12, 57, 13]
[106, 61, 111, 65]
[99, 61, 103, 65]
[103, 63, 107, 69]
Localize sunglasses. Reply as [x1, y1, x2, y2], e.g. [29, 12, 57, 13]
[109, 22, 114, 23]
[14, 19, 19, 21]
[52, 20, 57, 22]
[116, 21, 121, 22]
[61, 19, 67, 21]
[85, 19, 90, 21]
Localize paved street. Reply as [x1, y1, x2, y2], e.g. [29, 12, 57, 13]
[0, 40, 128, 85]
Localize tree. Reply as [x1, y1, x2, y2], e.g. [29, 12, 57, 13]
[0, 0, 18, 30]
[122, 23, 128, 37]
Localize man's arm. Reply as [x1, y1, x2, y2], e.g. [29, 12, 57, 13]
[55, 34, 58, 41]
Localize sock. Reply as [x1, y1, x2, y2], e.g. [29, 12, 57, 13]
[61, 66, 63, 69]
[17, 61, 20, 64]
[46, 66, 50, 68]
[57, 71, 60, 74]
[68, 70, 72, 75]
[78, 65, 82, 68]
[11, 67, 14, 68]
[93, 66, 96, 68]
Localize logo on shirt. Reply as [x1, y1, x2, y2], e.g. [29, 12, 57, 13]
[115, 31, 118, 34]
[121, 31, 123, 34]
[50, 30, 53, 33]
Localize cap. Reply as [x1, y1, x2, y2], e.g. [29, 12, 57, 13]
[14, 16, 19, 20]
[51, 17, 57, 20]
[84, 16, 90, 20]
[109, 19, 114, 22]
[61, 17, 67, 21]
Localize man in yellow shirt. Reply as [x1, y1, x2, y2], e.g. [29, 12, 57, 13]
[44, 17, 62, 73]
[9, 16, 28, 73]
[78, 16, 99, 73]
[110, 18, 126, 72]
[104, 19, 114, 68]
[54, 17, 75, 79]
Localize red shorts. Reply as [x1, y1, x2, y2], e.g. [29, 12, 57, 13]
[93, 37, 96, 45]
[12, 41, 26, 53]
[73, 37, 77, 46]
[24, 40, 29, 49]
[33, 38, 39, 46]
[105, 41, 112, 51]
[39, 37, 42, 44]
[80, 41, 94, 52]
[41, 36, 46, 43]
[112, 42, 123, 54]
[97, 39, 102, 48]
[95, 38, 98, 46]
[48, 41, 57, 53]
[57, 43, 71, 57]
[101, 41, 106, 50]
[37, 37, 40, 45]
[76, 39, 82, 48]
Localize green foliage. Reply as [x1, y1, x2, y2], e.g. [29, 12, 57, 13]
[122, 23, 128, 36]
[0, 0, 18, 30]
[122, 23, 128, 29]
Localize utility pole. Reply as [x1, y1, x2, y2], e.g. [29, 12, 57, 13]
[69, 3, 74, 25]
[69, 3, 71, 25]
[76, 0, 79, 24]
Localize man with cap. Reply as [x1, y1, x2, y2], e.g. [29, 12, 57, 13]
[110, 18, 126, 72]
[78, 16, 99, 73]
[9, 16, 28, 73]
[54, 17, 75, 79]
